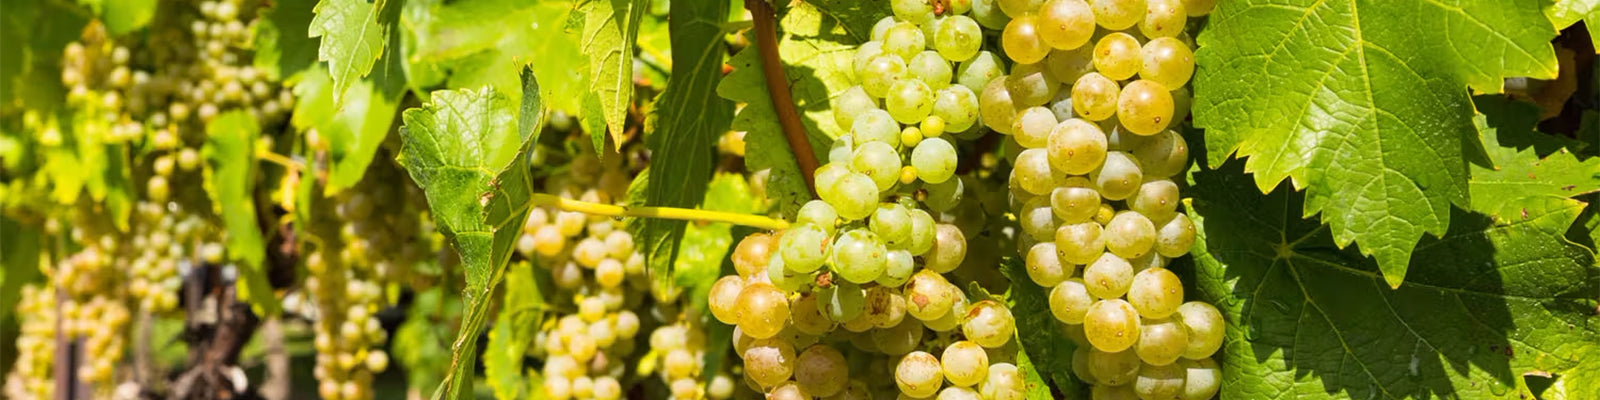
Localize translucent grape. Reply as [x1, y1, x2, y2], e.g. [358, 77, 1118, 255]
[1091, 0, 1145, 30]
[1176, 301, 1224, 359]
[832, 229, 889, 284]
[795, 344, 849, 397]
[879, 249, 917, 287]
[1140, 0, 1187, 38]
[743, 338, 797, 387]
[1072, 346, 1099, 385]
[1020, 196, 1059, 242]
[979, 78, 1020, 134]
[1134, 361, 1186, 399]
[826, 173, 880, 220]
[1092, 385, 1139, 400]
[872, 315, 925, 355]
[955, 51, 1006, 94]
[852, 109, 903, 147]
[1049, 278, 1095, 324]
[924, 285, 971, 332]
[909, 51, 953, 90]
[1012, 107, 1058, 149]
[850, 143, 900, 192]
[1012, 149, 1058, 196]
[828, 137, 855, 164]
[962, 300, 1016, 348]
[1055, 222, 1106, 265]
[912, 137, 959, 184]
[978, 362, 1025, 400]
[833, 86, 879, 132]
[1093, 32, 1143, 81]
[1136, 317, 1190, 366]
[970, 0, 1013, 29]
[933, 85, 981, 133]
[1129, 179, 1180, 223]
[1048, 89, 1077, 121]
[1105, 211, 1156, 259]
[892, 0, 935, 23]
[1155, 213, 1196, 258]
[936, 16, 984, 62]
[822, 281, 868, 323]
[1038, 0, 1096, 49]
[1129, 267, 1184, 320]
[737, 282, 791, 339]
[895, 351, 944, 398]
[709, 276, 745, 324]
[1130, 129, 1189, 179]
[1184, 0, 1217, 15]
[1006, 62, 1060, 107]
[780, 223, 831, 273]
[887, 79, 936, 125]
[1026, 242, 1070, 286]
[1092, 151, 1143, 200]
[734, 232, 776, 277]
[1116, 80, 1175, 135]
[926, 224, 967, 273]
[883, 22, 926, 61]
[1047, 46, 1096, 83]
[769, 256, 808, 291]
[791, 292, 836, 335]
[940, 340, 990, 387]
[854, 41, 886, 82]
[1140, 37, 1195, 90]
[1046, 119, 1108, 175]
[1084, 252, 1135, 299]
[1071, 72, 1120, 121]
[1002, 16, 1050, 64]
[860, 54, 908, 98]
[924, 175, 965, 212]
[998, 0, 1044, 17]
[814, 163, 851, 198]
[1086, 346, 1142, 386]
[1047, 181, 1097, 227]
[796, 200, 839, 234]
[905, 209, 938, 255]
[1182, 358, 1223, 400]
[871, 16, 897, 41]
[906, 269, 955, 320]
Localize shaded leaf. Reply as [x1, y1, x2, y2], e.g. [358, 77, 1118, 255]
[0, 216, 42, 322]
[290, 31, 405, 194]
[310, 0, 388, 103]
[253, 0, 319, 80]
[1548, 0, 1600, 51]
[203, 111, 278, 314]
[1469, 95, 1600, 220]
[99, 0, 157, 35]
[485, 261, 546, 400]
[580, 0, 646, 149]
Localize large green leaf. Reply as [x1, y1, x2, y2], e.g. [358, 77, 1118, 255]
[579, 0, 646, 149]
[254, 0, 319, 80]
[1001, 257, 1085, 398]
[1548, 0, 1600, 51]
[716, 0, 882, 215]
[203, 111, 278, 314]
[290, 31, 406, 194]
[1193, 0, 1561, 286]
[1187, 160, 1600, 399]
[309, 0, 389, 103]
[399, 70, 541, 400]
[406, 0, 586, 111]
[639, 0, 733, 295]
[1469, 95, 1600, 220]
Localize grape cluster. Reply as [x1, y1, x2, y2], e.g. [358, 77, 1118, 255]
[982, 0, 1223, 398]
[51, 235, 133, 393]
[3, 285, 58, 399]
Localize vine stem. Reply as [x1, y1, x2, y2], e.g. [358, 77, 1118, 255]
[745, 0, 820, 196]
[530, 193, 790, 231]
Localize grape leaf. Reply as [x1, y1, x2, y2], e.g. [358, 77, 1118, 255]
[1469, 95, 1600, 220]
[398, 70, 541, 400]
[406, 0, 587, 112]
[96, 0, 156, 35]
[1193, 0, 1561, 286]
[289, 32, 405, 194]
[717, 0, 882, 215]
[1548, 0, 1600, 51]
[202, 111, 279, 315]
[1001, 257, 1085, 398]
[1187, 160, 1600, 399]
[640, 0, 733, 297]
[0, 216, 41, 322]
[253, 0, 319, 80]
[0, 0, 84, 110]
[579, 0, 646, 149]
[309, 0, 389, 103]
[485, 261, 546, 400]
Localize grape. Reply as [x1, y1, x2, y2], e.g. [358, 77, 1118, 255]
[976, 362, 1024, 400]
[955, 51, 1006, 94]
[791, 292, 837, 335]
[905, 209, 938, 255]
[895, 351, 944, 398]
[924, 175, 965, 212]
[822, 281, 868, 322]
[1134, 362, 1185, 399]
[926, 224, 968, 273]
[1086, 347, 1142, 386]
[1091, 0, 1145, 29]
[744, 338, 797, 388]
[970, 0, 1013, 30]
[871, 16, 897, 41]
[912, 138, 959, 184]
[1183, 0, 1217, 16]
[1072, 346, 1099, 385]
[833, 86, 880, 132]
[1155, 213, 1196, 258]
[1037, 0, 1096, 49]
[1093, 151, 1143, 200]
[1093, 32, 1143, 81]
[795, 344, 849, 397]
[932, 85, 981, 133]
[828, 137, 856, 164]
[1140, 0, 1187, 38]
[909, 51, 954, 90]
[780, 224, 831, 273]
[1084, 299, 1141, 352]
[938, 386, 982, 400]
[887, 80, 937, 125]
[1026, 242, 1071, 286]
[998, 0, 1044, 17]
[1175, 301, 1224, 359]
[962, 300, 1016, 348]
[1049, 278, 1095, 324]
[709, 276, 746, 324]
[873, 314, 926, 355]
[1006, 62, 1060, 108]
[1020, 196, 1059, 242]
[815, 163, 851, 198]
[1136, 317, 1190, 366]
[1012, 149, 1058, 196]
[1055, 222, 1106, 264]
[1048, 89, 1078, 122]
[871, 204, 914, 247]
[936, 16, 984, 62]
[1002, 16, 1051, 64]
[1071, 72, 1120, 121]
[853, 109, 903, 148]
[852, 141, 904, 191]
[892, 0, 935, 23]
[769, 256, 809, 291]
[906, 269, 956, 320]
[737, 282, 791, 339]
[940, 340, 990, 387]
[1182, 358, 1222, 400]
[1128, 267, 1184, 320]
[827, 173, 881, 220]
[883, 22, 927, 61]
[1130, 129, 1189, 179]
[1046, 118, 1109, 175]
[1171, 85, 1193, 121]
[1091, 385, 1139, 400]
[1116, 80, 1175, 135]
[1129, 179, 1180, 223]
[1105, 211, 1156, 259]
[979, 74, 1020, 134]
[1047, 46, 1096, 83]
[797, 200, 840, 234]
[832, 229, 889, 284]
[1084, 252, 1135, 299]
[854, 41, 887, 81]
[861, 54, 909, 98]
[1140, 39, 1194, 95]
[1012, 106, 1058, 149]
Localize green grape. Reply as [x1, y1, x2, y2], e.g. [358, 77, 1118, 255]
[709, 276, 746, 324]
[871, 17, 897, 41]
[926, 224, 967, 273]
[970, 0, 1013, 30]
[1134, 362, 1186, 399]
[912, 137, 959, 184]
[962, 300, 1016, 348]
[781, 223, 831, 273]
[870, 204, 912, 249]
[833, 86, 880, 132]
[1128, 267, 1184, 320]
[1012, 149, 1058, 196]
[1048, 179, 1099, 225]
[1105, 211, 1156, 259]
[980, 78, 1020, 134]
[895, 351, 944, 398]
[1072, 72, 1120, 121]
[1182, 358, 1223, 400]
[853, 109, 904, 147]
[1092, 151, 1143, 200]
[822, 281, 868, 322]
[998, 0, 1044, 17]
[1091, 385, 1139, 400]
[770, 256, 809, 291]
[854, 41, 887, 81]
[1049, 278, 1095, 324]
[1130, 129, 1189, 179]
[1086, 346, 1142, 386]
[737, 282, 791, 339]
[955, 51, 1006, 94]
[892, 0, 935, 23]
[832, 229, 889, 284]
[1093, 32, 1143, 81]
[1049, 89, 1077, 121]
[1139, 37, 1195, 94]
[905, 269, 955, 320]
[947, 0, 974, 14]
[828, 136, 855, 164]
[887, 79, 937, 125]
[879, 249, 917, 287]
[936, 16, 984, 62]
[1155, 213, 1196, 258]
[1140, 0, 1187, 38]
[861, 54, 909, 99]
[909, 51, 954, 90]
[1129, 179, 1180, 223]
[924, 175, 965, 212]
[1026, 242, 1070, 286]
[921, 14, 945, 40]
[925, 285, 971, 332]
[900, 210, 935, 256]
[872, 314, 926, 355]
[1172, 85, 1193, 121]
[1012, 106, 1058, 149]
[1136, 317, 1190, 366]
[1084, 252, 1135, 299]
[933, 85, 981, 133]
[791, 292, 837, 335]
[1006, 62, 1060, 107]
[797, 200, 840, 234]
[1047, 46, 1096, 83]
[1047, 118, 1108, 175]
[1116, 80, 1175, 136]
[883, 22, 927, 61]
[852, 141, 904, 191]
[827, 172, 881, 221]
[815, 163, 851, 198]
[1054, 221, 1104, 264]
[743, 337, 797, 388]
[1091, 0, 1145, 29]
[795, 344, 849, 397]
[1002, 15, 1051, 64]
[1184, 0, 1218, 16]
[1128, 250, 1167, 274]
[1175, 301, 1223, 359]
[1020, 196, 1059, 242]
[941, 340, 990, 387]
[1038, 0, 1096, 49]
[1072, 346, 1100, 385]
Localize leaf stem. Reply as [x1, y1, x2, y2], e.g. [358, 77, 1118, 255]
[254, 150, 304, 172]
[744, 0, 819, 197]
[529, 193, 790, 231]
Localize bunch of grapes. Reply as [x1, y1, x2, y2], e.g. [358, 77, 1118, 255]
[645, 314, 740, 400]
[981, 0, 1223, 398]
[50, 232, 133, 393]
[3, 285, 59, 399]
